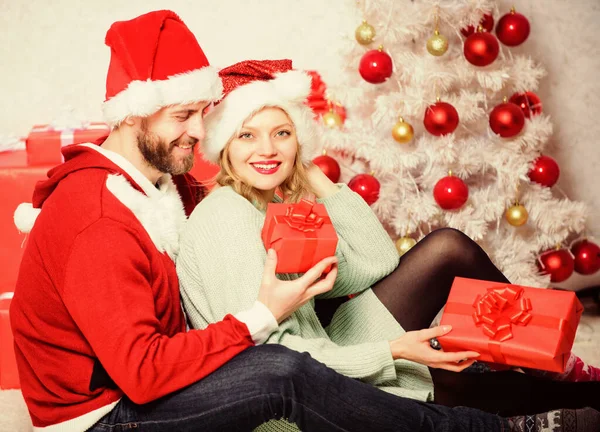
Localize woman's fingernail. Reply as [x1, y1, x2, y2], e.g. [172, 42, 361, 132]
[443, 325, 452, 332]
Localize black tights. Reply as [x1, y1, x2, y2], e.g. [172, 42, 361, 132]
[314, 228, 599, 416]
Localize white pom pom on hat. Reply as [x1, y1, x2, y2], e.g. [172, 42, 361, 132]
[14, 202, 41, 233]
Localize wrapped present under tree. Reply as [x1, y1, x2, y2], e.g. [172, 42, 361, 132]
[438, 277, 583, 373]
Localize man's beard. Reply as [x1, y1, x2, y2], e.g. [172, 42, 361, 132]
[137, 121, 197, 175]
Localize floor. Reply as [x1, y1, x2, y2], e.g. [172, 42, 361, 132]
[1, 297, 599, 432]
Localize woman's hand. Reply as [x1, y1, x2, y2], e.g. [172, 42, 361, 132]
[258, 249, 338, 323]
[305, 163, 339, 199]
[389, 326, 480, 372]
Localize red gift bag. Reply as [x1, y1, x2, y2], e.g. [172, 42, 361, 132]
[437, 277, 583, 373]
[261, 200, 338, 274]
[0, 292, 20, 389]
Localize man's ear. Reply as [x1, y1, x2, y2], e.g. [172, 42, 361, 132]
[123, 116, 136, 127]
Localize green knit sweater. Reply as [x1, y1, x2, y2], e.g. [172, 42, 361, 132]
[177, 185, 433, 432]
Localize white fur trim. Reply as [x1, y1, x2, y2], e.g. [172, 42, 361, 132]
[105, 174, 187, 260]
[33, 400, 119, 432]
[102, 66, 223, 126]
[80, 144, 188, 259]
[202, 70, 319, 164]
[14, 202, 42, 233]
[80, 144, 159, 199]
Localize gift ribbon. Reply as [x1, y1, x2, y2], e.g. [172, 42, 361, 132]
[265, 200, 330, 271]
[283, 199, 325, 232]
[284, 200, 324, 268]
[444, 285, 569, 364]
[0, 292, 14, 301]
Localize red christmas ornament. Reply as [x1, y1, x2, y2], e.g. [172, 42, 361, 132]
[461, 13, 495, 37]
[571, 240, 600, 275]
[489, 101, 525, 137]
[464, 31, 500, 67]
[433, 175, 469, 210]
[538, 249, 574, 283]
[348, 173, 380, 205]
[496, 8, 530, 46]
[359, 47, 393, 84]
[423, 101, 460, 136]
[312, 154, 341, 183]
[509, 91, 542, 118]
[528, 155, 560, 187]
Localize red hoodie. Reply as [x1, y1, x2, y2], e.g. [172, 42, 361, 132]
[10, 144, 259, 430]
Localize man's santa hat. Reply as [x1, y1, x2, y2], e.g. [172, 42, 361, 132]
[102, 10, 222, 125]
[202, 59, 320, 164]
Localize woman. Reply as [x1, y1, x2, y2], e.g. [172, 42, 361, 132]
[176, 60, 599, 431]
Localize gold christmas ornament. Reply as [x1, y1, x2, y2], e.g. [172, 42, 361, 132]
[395, 237, 417, 256]
[391, 117, 414, 144]
[355, 20, 376, 45]
[426, 30, 448, 56]
[505, 203, 528, 226]
[322, 110, 344, 128]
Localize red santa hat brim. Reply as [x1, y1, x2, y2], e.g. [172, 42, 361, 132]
[202, 69, 319, 164]
[102, 66, 223, 125]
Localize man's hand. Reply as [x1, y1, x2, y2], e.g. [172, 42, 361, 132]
[389, 326, 480, 372]
[258, 249, 338, 323]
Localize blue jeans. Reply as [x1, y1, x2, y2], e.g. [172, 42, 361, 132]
[90, 345, 508, 432]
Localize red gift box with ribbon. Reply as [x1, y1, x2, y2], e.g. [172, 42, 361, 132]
[437, 277, 583, 373]
[261, 200, 338, 274]
[1, 292, 20, 389]
[26, 122, 110, 166]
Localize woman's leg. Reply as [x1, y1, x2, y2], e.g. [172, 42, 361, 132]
[345, 228, 600, 413]
[371, 228, 508, 332]
[314, 227, 508, 329]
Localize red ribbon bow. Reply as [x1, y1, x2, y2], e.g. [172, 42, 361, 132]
[284, 199, 324, 232]
[472, 286, 533, 342]
[305, 70, 329, 114]
[305, 70, 347, 121]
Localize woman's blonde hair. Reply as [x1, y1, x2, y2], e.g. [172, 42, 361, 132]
[213, 108, 315, 209]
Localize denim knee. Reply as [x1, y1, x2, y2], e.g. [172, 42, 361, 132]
[251, 345, 317, 383]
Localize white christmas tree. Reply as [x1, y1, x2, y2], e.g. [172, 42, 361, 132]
[309, 0, 592, 287]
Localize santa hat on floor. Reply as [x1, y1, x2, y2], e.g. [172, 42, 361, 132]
[202, 59, 320, 164]
[102, 10, 222, 125]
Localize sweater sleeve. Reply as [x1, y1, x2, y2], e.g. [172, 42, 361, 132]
[316, 185, 400, 299]
[61, 218, 255, 405]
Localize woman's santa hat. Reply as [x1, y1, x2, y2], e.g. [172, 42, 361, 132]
[202, 59, 320, 164]
[102, 10, 222, 125]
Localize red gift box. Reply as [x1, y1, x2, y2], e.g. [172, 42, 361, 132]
[0, 150, 52, 293]
[26, 122, 110, 166]
[261, 200, 338, 274]
[438, 277, 583, 373]
[1, 292, 20, 389]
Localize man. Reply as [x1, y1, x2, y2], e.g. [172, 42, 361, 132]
[7, 9, 559, 432]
